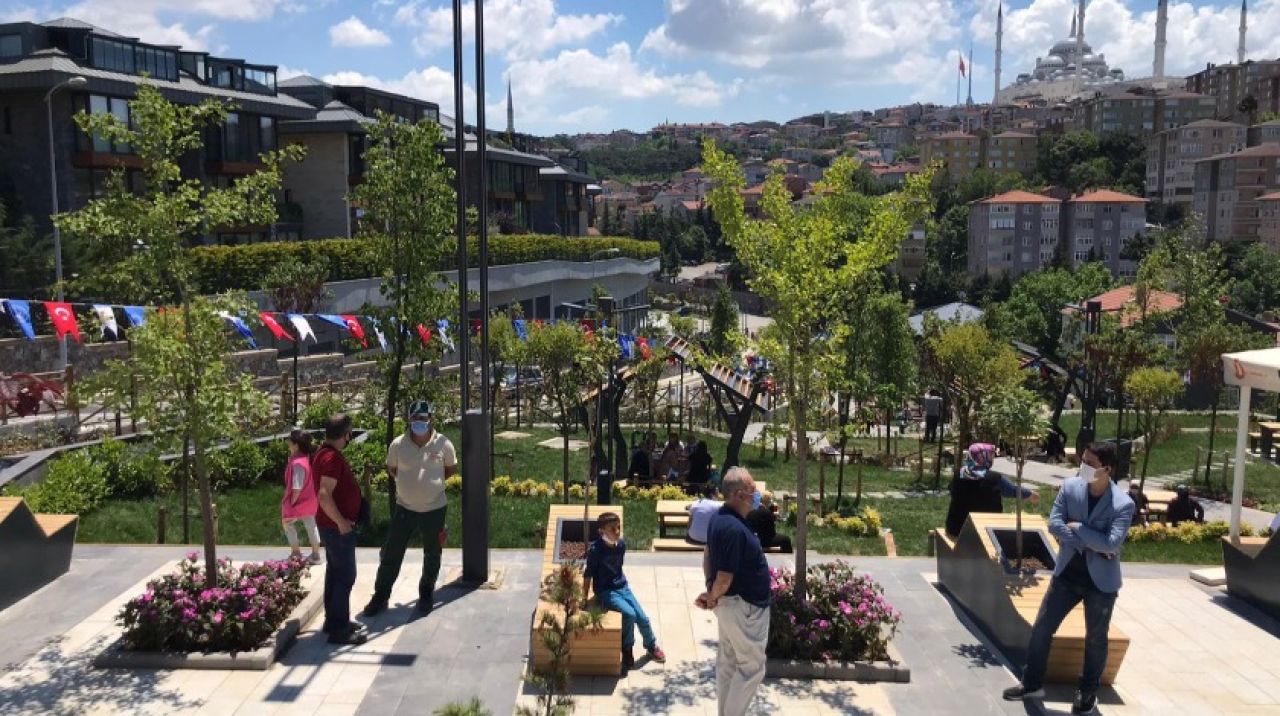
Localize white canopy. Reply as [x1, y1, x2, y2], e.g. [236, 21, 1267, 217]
[1222, 347, 1280, 538]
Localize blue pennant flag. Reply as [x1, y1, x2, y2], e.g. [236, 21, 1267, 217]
[618, 334, 633, 359]
[218, 312, 258, 348]
[122, 306, 147, 327]
[513, 319, 527, 342]
[3, 299, 36, 340]
[314, 314, 349, 331]
[436, 319, 456, 352]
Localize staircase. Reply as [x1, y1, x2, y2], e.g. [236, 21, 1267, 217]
[0, 497, 77, 612]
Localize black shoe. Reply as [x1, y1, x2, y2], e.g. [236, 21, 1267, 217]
[1002, 684, 1045, 701]
[416, 597, 433, 615]
[328, 627, 368, 645]
[621, 650, 635, 673]
[1072, 691, 1097, 714]
[362, 598, 388, 617]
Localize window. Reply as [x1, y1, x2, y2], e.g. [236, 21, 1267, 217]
[78, 94, 132, 154]
[244, 67, 276, 95]
[91, 37, 136, 74]
[134, 46, 178, 81]
[224, 112, 242, 161]
[259, 116, 276, 152]
[0, 34, 21, 58]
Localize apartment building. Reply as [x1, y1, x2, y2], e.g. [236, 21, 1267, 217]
[1061, 190, 1147, 279]
[921, 132, 981, 180]
[1259, 192, 1280, 252]
[968, 191, 1062, 277]
[987, 131, 1037, 175]
[920, 130, 1036, 182]
[0, 18, 315, 241]
[1185, 59, 1280, 124]
[1075, 86, 1217, 137]
[870, 122, 915, 149]
[968, 189, 1147, 279]
[1145, 119, 1246, 206]
[891, 224, 927, 280]
[1248, 118, 1280, 146]
[1194, 143, 1280, 242]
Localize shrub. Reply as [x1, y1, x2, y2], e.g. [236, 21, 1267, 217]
[210, 439, 269, 491]
[261, 437, 292, 481]
[344, 438, 386, 489]
[435, 699, 492, 716]
[91, 438, 171, 499]
[1128, 519, 1253, 543]
[117, 553, 309, 654]
[767, 561, 901, 663]
[23, 450, 112, 514]
[786, 502, 882, 537]
[300, 394, 348, 430]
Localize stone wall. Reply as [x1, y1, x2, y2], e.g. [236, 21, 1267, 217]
[0, 336, 131, 377]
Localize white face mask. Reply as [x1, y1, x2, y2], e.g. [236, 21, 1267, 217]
[1080, 464, 1101, 484]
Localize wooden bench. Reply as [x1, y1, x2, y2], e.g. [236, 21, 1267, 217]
[651, 537, 786, 553]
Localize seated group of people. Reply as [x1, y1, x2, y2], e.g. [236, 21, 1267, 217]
[1128, 484, 1205, 526]
[684, 483, 793, 553]
[627, 431, 714, 494]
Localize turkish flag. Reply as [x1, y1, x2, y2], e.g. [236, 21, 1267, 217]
[581, 319, 594, 339]
[44, 302, 81, 343]
[341, 315, 368, 348]
[637, 336, 651, 360]
[472, 319, 483, 336]
[259, 312, 294, 342]
[416, 323, 433, 347]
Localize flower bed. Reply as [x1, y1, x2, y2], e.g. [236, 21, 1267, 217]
[1128, 520, 1255, 544]
[117, 553, 310, 654]
[768, 561, 901, 663]
[441, 474, 688, 501]
[784, 504, 883, 537]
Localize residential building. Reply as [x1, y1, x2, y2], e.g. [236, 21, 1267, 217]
[921, 132, 982, 180]
[783, 122, 821, 141]
[1074, 86, 1217, 137]
[920, 131, 1035, 181]
[0, 18, 315, 241]
[1193, 143, 1280, 242]
[1248, 118, 1280, 146]
[1144, 119, 1246, 206]
[1185, 59, 1280, 124]
[891, 224, 927, 280]
[870, 122, 915, 149]
[1061, 189, 1147, 279]
[968, 190, 1062, 277]
[986, 131, 1037, 174]
[1259, 192, 1280, 251]
[531, 163, 591, 236]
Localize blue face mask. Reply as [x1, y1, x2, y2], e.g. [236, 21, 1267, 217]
[410, 420, 431, 436]
[752, 491, 762, 509]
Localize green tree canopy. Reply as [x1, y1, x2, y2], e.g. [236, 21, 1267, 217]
[985, 263, 1113, 358]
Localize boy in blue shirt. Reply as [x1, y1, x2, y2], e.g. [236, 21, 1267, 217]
[583, 512, 667, 673]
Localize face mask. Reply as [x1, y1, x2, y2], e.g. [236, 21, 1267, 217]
[1080, 464, 1101, 484]
[410, 420, 431, 436]
[752, 491, 763, 509]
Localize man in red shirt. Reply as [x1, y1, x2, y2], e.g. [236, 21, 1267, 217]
[314, 413, 367, 645]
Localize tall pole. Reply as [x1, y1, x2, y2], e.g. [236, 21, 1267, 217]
[1238, 0, 1247, 66]
[476, 0, 491, 423]
[1154, 0, 1168, 78]
[452, 0, 468, 413]
[45, 77, 86, 368]
[993, 3, 1003, 105]
[1074, 0, 1086, 94]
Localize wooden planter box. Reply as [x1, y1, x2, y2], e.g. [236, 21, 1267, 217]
[0, 497, 77, 612]
[530, 504, 625, 677]
[933, 513, 1129, 686]
[1222, 534, 1280, 621]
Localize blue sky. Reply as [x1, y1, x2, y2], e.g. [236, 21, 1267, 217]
[6, 1, 1279, 134]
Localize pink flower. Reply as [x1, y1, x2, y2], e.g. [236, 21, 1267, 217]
[181, 608, 197, 621]
[212, 612, 224, 625]
[238, 609, 256, 620]
[838, 601, 852, 616]
[141, 593, 154, 603]
[186, 551, 199, 561]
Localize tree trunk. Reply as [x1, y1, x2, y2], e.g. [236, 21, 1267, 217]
[562, 427, 571, 504]
[1138, 420, 1154, 494]
[1204, 397, 1220, 486]
[1015, 454, 1025, 570]
[794, 398, 809, 602]
[836, 393, 848, 512]
[192, 434, 218, 588]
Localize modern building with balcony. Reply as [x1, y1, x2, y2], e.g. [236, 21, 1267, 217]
[1194, 143, 1280, 243]
[1073, 86, 1216, 138]
[0, 18, 315, 241]
[1145, 119, 1246, 206]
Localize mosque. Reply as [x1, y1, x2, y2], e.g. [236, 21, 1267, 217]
[996, 2, 1127, 105]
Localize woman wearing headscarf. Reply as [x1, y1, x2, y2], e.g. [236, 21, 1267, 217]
[944, 443, 1038, 538]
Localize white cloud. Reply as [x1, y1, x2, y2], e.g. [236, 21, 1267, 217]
[275, 64, 309, 80]
[395, 0, 622, 61]
[321, 67, 477, 118]
[329, 16, 391, 48]
[9, 0, 287, 50]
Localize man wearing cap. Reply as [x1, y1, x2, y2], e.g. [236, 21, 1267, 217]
[363, 400, 457, 616]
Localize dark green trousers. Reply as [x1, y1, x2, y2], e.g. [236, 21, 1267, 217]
[373, 503, 447, 604]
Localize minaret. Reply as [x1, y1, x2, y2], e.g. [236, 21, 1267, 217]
[505, 79, 514, 137]
[993, 3, 1003, 105]
[966, 41, 974, 106]
[1154, 0, 1168, 78]
[1074, 0, 1086, 92]
[1238, 0, 1247, 65]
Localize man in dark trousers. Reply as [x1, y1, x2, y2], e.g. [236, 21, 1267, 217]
[363, 400, 457, 617]
[923, 389, 943, 443]
[696, 467, 772, 716]
[314, 413, 367, 645]
[1003, 442, 1135, 714]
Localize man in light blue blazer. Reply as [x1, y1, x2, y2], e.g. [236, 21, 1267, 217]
[1004, 441, 1135, 715]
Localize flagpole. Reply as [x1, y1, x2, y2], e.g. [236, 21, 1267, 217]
[956, 51, 961, 107]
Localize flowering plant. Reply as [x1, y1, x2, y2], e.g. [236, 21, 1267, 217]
[117, 553, 310, 654]
[1128, 519, 1250, 544]
[767, 560, 901, 663]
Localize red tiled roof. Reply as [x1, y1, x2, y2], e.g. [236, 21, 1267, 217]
[973, 190, 1060, 205]
[1061, 286, 1183, 327]
[681, 200, 702, 211]
[1258, 192, 1280, 202]
[1071, 189, 1146, 204]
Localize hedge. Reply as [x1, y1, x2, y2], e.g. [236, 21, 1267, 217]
[190, 235, 661, 294]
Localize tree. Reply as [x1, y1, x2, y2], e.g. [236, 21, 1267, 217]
[680, 225, 709, 263]
[927, 322, 1023, 479]
[1228, 243, 1280, 318]
[980, 387, 1050, 570]
[707, 282, 740, 358]
[703, 139, 935, 600]
[349, 112, 457, 473]
[263, 258, 331, 313]
[0, 203, 53, 296]
[985, 264, 1113, 358]
[1180, 322, 1271, 485]
[1126, 367, 1183, 493]
[56, 84, 301, 585]
[519, 564, 604, 716]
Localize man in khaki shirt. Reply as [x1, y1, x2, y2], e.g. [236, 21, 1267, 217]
[363, 400, 457, 616]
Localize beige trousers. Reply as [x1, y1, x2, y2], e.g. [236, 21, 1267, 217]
[714, 596, 770, 716]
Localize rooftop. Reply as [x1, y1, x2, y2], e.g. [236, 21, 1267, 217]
[973, 190, 1060, 205]
[1071, 189, 1146, 204]
[1063, 285, 1182, 327]
[1200, 143, 1280, 162]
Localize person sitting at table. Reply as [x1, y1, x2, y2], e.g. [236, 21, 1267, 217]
[746, 491, 792, 553]
[1127, 485, 1151, 526]
[684, 440, 713, 493]
[628, 439, 652, 480]
[1166, 485, 1205, 525]
[655, 432, 684, 482]
[686, 484, 723, 545]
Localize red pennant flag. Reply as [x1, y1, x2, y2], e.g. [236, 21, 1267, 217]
[259, 312, 294, 342]
[416, 323, 433, 347]
[958, 53, 966, 78]
[580, 319, 595, 339]
[340, 315, 368, 348]
[472, 319, 483, 336]
[637, 336, 651, 360]
[533, 319, 544, 328]
[44, 302, 81, 343]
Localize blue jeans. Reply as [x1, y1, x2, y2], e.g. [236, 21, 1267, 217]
[320, 527, 358, 634]
[1021, 577, 1118, 694]
[599, 586, 657, 651]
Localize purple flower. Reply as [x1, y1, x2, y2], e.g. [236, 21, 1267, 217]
[186, 551, 199, 561]
[238, 608, 257, 620]
[212, 612, 224, 625]
[141, 593, 154, 604]
[181, 608, 197, 621]
[838, 601, 852, 616]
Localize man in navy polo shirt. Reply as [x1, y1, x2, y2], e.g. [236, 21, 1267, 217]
[695, 467, 771, 716]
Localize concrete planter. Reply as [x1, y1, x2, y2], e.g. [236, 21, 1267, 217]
[765, 641, 910, 682]
[92, 583, 323, 671]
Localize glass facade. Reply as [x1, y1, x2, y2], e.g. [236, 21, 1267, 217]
[77, 94, 133, 154]
[89, 36, 178, 80]
[207, 60, 276, 95]
[0, 33, 21, 57]
[208, 112, 276, 163]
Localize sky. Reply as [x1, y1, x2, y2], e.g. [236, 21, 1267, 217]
[5, 0, 1280, 135]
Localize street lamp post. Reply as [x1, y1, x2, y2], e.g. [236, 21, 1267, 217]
[45, 75, 87, 369]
